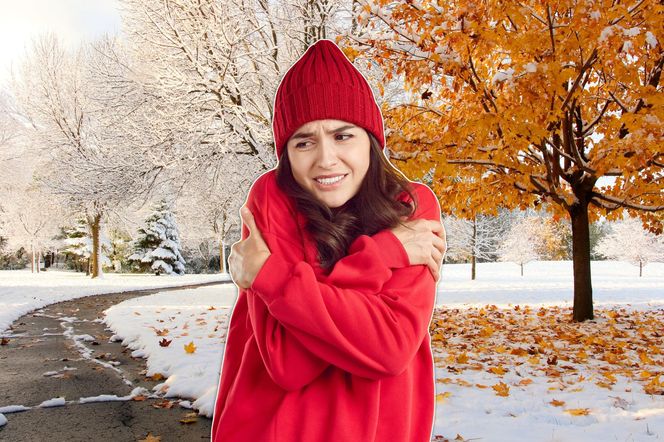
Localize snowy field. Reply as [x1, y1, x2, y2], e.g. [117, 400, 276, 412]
[0, 260, 662, 440]
[0, 269, 231, 333]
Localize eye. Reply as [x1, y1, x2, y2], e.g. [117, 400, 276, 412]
[294, 141, 312, 149]
[336, 134, 353, 141]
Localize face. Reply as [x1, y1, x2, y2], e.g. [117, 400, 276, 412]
[286, 119, 371, 208]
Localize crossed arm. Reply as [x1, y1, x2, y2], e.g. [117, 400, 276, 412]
[236, 185, 443, 391]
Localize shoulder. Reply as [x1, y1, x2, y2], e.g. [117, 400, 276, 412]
[399, 181, 441, 222]
[246, 169, 300, 238]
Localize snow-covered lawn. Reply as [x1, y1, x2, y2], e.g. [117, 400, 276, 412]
[0, 269, 231, 333]
[1, 260, 662, 440]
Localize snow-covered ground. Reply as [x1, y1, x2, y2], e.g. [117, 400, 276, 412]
[0, 269, 231, 333]
[1, 260, 662, 440]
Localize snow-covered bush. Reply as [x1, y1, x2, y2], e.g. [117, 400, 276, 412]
[595, 217, 664, 277]
[129, 200, 186, 275]
[497, 216, 541, 276]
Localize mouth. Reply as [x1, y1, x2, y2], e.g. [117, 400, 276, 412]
[313, 173, 348, 187]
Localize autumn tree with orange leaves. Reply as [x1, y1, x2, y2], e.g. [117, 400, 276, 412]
[340, 0, 663, 321]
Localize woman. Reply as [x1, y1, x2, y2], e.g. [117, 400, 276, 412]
[211, 39, 446, 442]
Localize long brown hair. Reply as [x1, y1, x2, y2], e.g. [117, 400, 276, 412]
[276, 131, 417, 272]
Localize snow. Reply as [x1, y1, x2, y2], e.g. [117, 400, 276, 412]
[103, 285, 237, 417]
[599, 26, 614, 42]
[0, 269, 231, 333]
[79, 389, 145, 403]
[492, 68, 515, 84]
[624, 27, 641, 37]
[0, 405, 30, 413]
[524, 62, 537, 73]
[0, 413, 5, 427]
[646, 31, 658, 48]
[623, 40, 634, 53]
[1, 261, 662, 440]
[37, 397, 66, 408]
[98, 260, 663, 440]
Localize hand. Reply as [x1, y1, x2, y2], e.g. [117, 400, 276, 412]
[389, 218, 447, 281]
[228, 206, 272, 289]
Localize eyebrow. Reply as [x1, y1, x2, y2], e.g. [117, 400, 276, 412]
[290, 124, 357, 140]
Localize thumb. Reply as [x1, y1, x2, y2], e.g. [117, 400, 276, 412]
[240, 206, 258, 234]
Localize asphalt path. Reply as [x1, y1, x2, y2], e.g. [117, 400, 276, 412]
[0, 281, 230, 442]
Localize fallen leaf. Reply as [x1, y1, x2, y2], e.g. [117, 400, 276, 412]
[436, 392, 452, 402]
[492, 382, 510, 397]
[159, 338, 172, 347]
[184, 341, 196, 354]
[550, 399, 565, 407]
[565, 408, 591, 416]
[180, 412, 198, 424]
[138, 432, 161, 442]
[153, 399, 175, 409]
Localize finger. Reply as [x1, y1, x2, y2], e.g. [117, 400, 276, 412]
[432, 235, 447, 255]
[427, 257, 439, 280]
[240, 206, 258, 234]
[432, 247, 443, 264]
[428, 220, 446, 237]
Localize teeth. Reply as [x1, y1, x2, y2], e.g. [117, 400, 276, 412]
[316, 175, 345, 185]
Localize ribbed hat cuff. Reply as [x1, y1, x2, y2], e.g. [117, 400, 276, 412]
[274, 82, 384, 158]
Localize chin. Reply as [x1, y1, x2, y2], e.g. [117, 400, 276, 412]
[319, 194, 351, 209]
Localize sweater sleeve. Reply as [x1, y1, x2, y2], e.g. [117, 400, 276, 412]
[245, 286, 330, 391]
[251, 184, 441, 380]
[242, 173, 331, 391]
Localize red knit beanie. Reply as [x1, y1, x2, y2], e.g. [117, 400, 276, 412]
[272, 39, 385, 160]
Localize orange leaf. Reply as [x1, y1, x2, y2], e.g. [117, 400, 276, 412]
[492, 382, 510, 397]
[436, 392, 452, 402]
[456, 353, 469, 364]
[550, 399, 565, 407]
[184, 341, 196, 354]
[180, 412, 198, 424]
[565, 408, 591, 416]
[138, 433, 161, 442]
[639, 352, 655, 365]
[489, 366, 507, 375]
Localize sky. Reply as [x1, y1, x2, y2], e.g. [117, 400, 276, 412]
[0, 0, 121, 86]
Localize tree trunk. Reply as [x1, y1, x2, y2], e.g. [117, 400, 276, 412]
[639, 261, 642, 277]
[569, 197, 594, 322]
[471, 217, 477, 280]
[37, 250, 41, 273]
[520, 263, 523, 277]
[89, 213, 102, 278]
[220, 238, 228, 274]
[31, 243, 35, 273]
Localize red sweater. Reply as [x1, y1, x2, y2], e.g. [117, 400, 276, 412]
[211, 169, 440, 441]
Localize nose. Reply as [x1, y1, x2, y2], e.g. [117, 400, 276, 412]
[316, 137, 339, 169]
